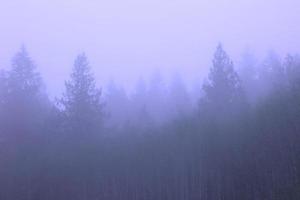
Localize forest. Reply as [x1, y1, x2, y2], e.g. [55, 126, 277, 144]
[0, 44, 300, 200]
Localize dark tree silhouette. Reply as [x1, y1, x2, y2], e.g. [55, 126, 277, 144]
[200, 44, 246, 120]
[61, 53, 104, 135]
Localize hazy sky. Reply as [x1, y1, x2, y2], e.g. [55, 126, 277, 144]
[0, 0, 300, 97]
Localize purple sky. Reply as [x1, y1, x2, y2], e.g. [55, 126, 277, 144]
[0, 0, 300, 97]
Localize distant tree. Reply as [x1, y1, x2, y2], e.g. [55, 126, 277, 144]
[200, 44, 246, 119]
[8, 46, 42, 97]
[105, 80, 129, 127]
[0, 70, 7, 102]
[131, 77, 148, 109]
[285, 54, 300, 94]
[0, 70, 8, 137]
[284, 54, 300, 124]
[238, 49, 259, 103]
[61, 53, 104, 135]
[2, 46, 47, 137]
[168, 73, 191, 118]
[130, 77, 153, 129]
[148, 71, 169, 124]
[259, 51, 286, 96]
[133, 77, 147, 99]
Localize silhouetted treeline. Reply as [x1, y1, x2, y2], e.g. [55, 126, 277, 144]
[0, 44, 300, 199]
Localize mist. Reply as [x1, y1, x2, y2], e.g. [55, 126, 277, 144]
[1, 0, 300, 199]
[1, 0, 300, 96]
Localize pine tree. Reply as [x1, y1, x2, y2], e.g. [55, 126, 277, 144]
[201, 44, 245, 116]
[0, 46, 49, 199]
[3, 46, 46, 135]
[8, 46, 42, 99]
[61, 53, 104, 135]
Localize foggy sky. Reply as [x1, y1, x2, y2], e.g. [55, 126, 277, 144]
[0, 0, 300, 97]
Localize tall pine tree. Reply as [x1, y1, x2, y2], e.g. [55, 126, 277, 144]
[3, 46, 46, 137]
[200, 44, 245, 119]
[61, 53, 104, 136]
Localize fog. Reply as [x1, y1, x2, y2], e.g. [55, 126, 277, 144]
[1, 1, 300, 200]
[1, 0, 300, 96]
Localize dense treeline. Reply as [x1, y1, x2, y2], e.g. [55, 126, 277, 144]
[0, 44, 300, 199]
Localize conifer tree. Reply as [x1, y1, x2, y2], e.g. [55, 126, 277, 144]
[201, 44, 245, 117]
[61, 53, 104, 135]
[4, 46, 46, 135]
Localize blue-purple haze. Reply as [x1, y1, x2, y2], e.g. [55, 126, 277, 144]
[0, 0, 300, 97]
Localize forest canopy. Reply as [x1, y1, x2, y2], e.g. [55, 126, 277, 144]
[0, 44, 300, 200]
